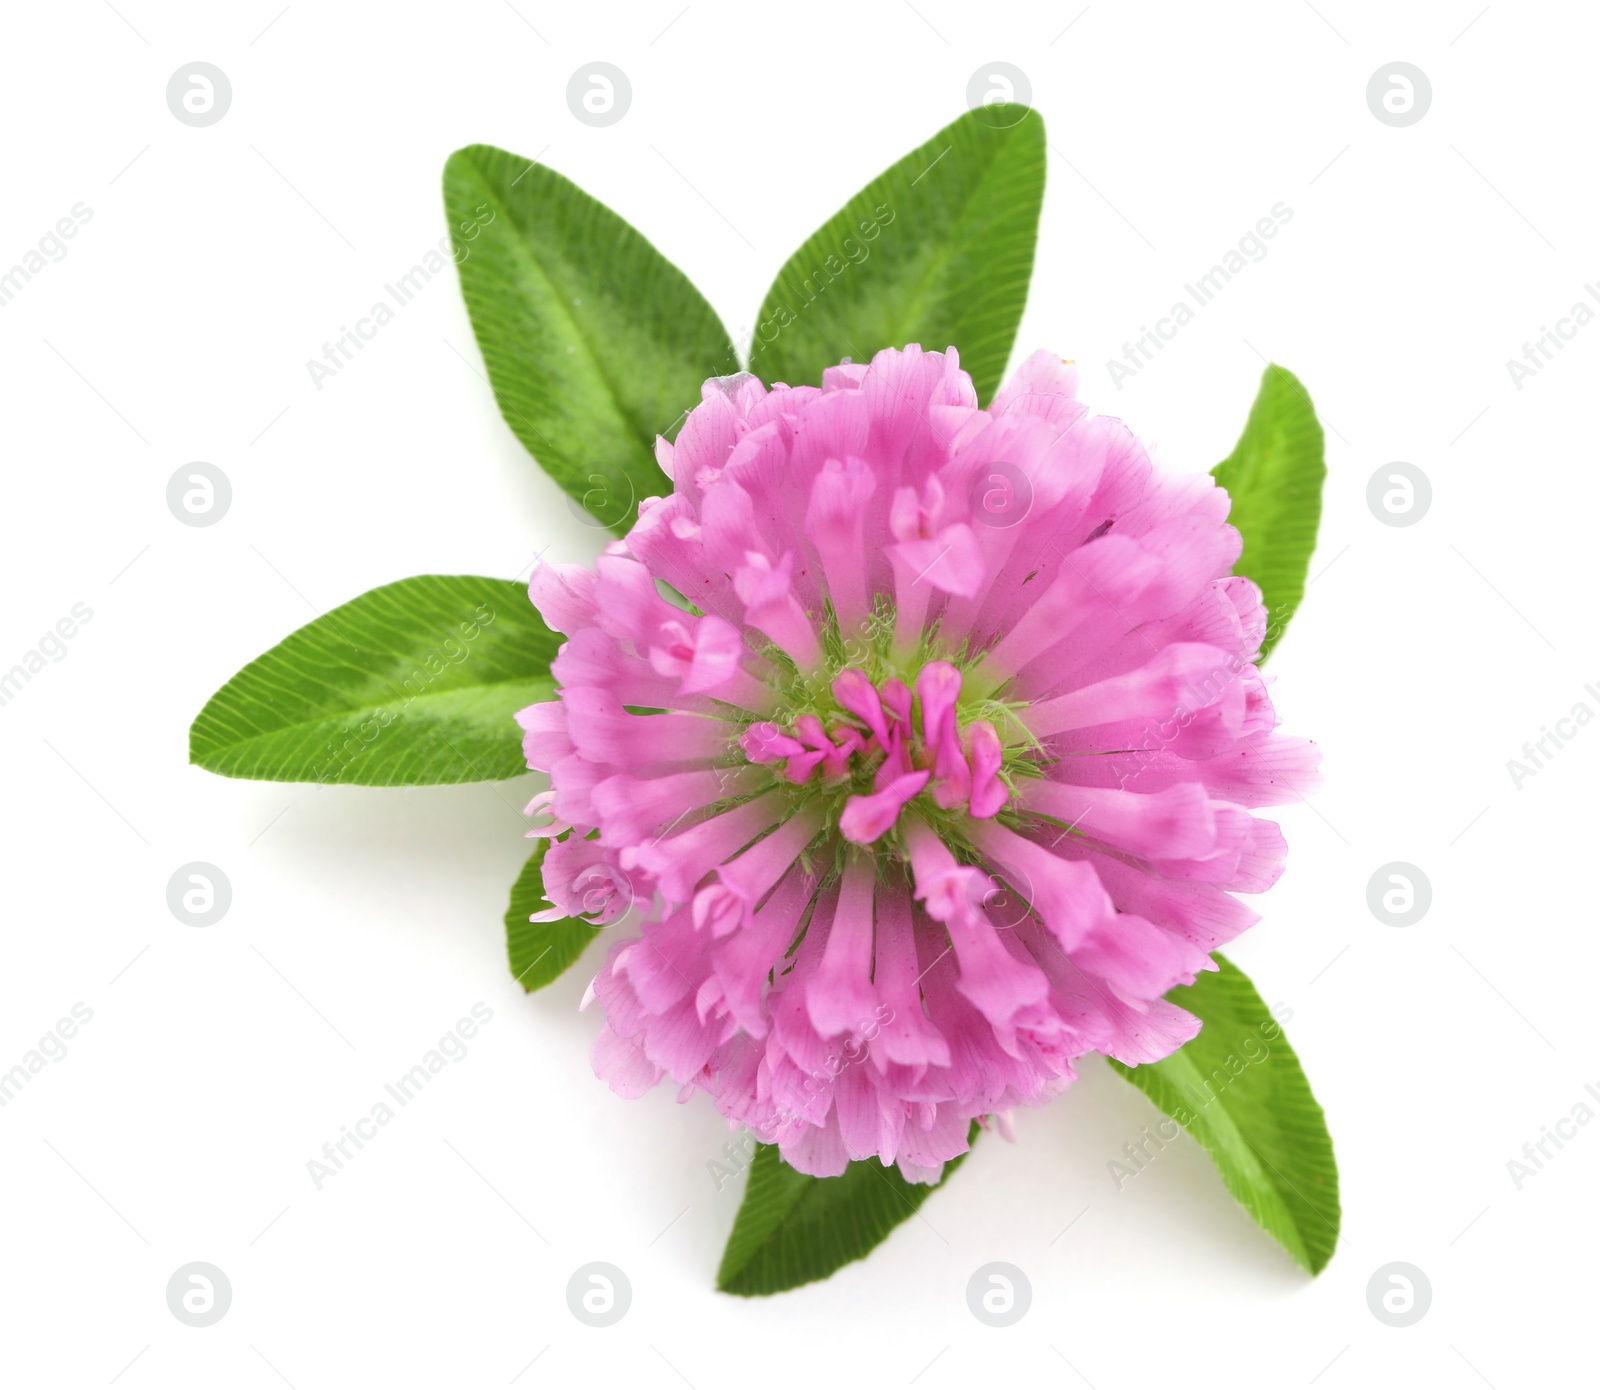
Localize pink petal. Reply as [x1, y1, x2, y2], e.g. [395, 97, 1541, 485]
[840, 769, 930, 844]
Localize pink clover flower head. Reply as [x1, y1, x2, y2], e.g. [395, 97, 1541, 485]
[519, 345, 1320, 1181]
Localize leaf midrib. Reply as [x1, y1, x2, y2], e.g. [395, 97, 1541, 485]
[1148, 1047, 1314, 1268]
[193, 673, 553, 761]
[759, 117, 1037, 394]
[456, 149, 660, 471]
[879, 120, 1036, 367]
[719, 1184, 809, 1288]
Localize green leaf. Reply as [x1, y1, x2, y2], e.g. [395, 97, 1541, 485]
[1212, 364, 1327, 660]
[750, 106, 1045, 404]
[445, 144, 737, 533]
[1109, 955, 1339, 1274]
[190, 575, 557, 786]
[505, 839, 602, 991]
[718, 1123, 978, 1296]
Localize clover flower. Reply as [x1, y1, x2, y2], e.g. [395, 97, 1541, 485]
[518, 345, 1318, 1180]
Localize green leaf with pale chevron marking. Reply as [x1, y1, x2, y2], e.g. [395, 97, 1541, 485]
[751, 106, 1046, 404]
[1213, 364, 1327, 660]
[445, 144, 738, 534]
[718, 1124, 979, 1295]
[190, 575, 556, 785]
[1109, 955, 1340, 1274]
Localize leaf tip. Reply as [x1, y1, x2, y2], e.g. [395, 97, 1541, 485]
[963, 102, 1046, 143]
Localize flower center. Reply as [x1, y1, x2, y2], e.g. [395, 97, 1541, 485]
[734, 615, 1033, 856]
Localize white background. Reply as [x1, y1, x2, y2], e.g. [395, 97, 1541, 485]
[1, 1, 1592, 1386]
